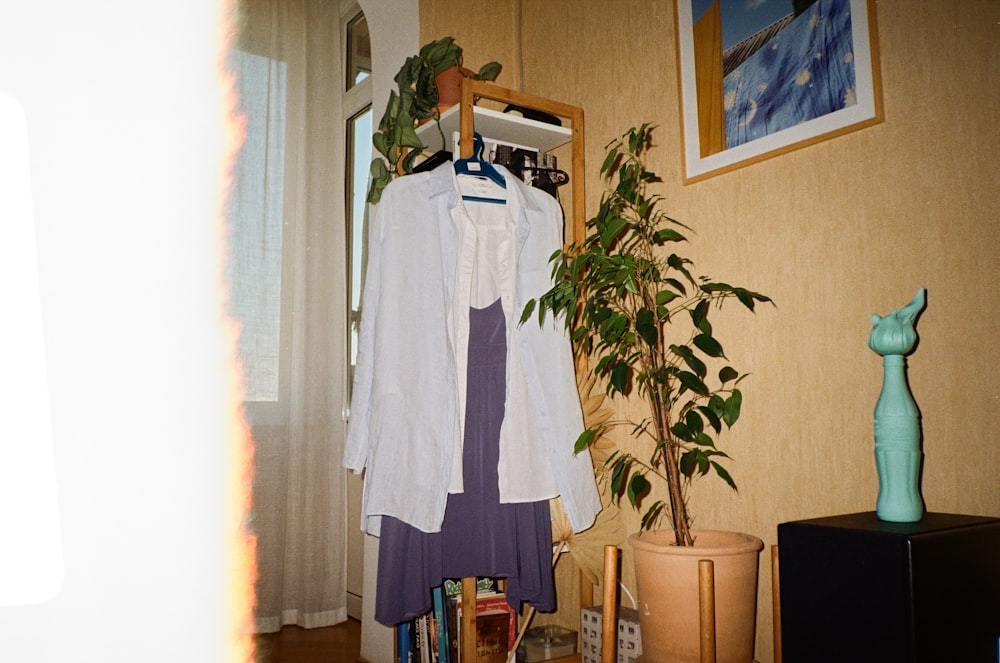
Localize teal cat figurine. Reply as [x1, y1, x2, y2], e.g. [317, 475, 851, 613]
[868, 288, 927, 522]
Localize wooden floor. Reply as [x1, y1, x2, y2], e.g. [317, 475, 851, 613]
[250, 619, 587, 663]
[254, 619, 362, 663]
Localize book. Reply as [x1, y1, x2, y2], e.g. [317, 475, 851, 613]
[412, 617, 421, 663]
[432, 585, 451, 663]
[442, 577, 517, 662]
[443, 576, 500, 597]
[396, 621, 412, 663]
[427, 613, 436, 663]
[476, 595, 517, 652]
[415, 614, 430, 663]
[446, 593, 461, 663]
[474, 611, 509, 663]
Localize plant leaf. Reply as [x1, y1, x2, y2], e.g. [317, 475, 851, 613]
[671, 421, 692, 442]
[697, 405, 722, 434]
[476, 61, 502, 81]
[693, 333, 725, 358]
[520, 299, 536, 325]
[685, 409, 703, 436]
[420, 37, 460, 72]
[640, 501, 665, 531]
[656, 289, 679, 306]
[723, 388, 742, 427]
[711, 461, 738, 491]
[635, 308, 658, 347]
[600, 215, 628, 249]
[372, 132, 390, 159]
[401, 147, 423, 172]
[694, 432, 716, 448]
[600, 148, 619, 177]
[610, 360, 630, 394]
[680, 449, 698, 477]
[628, 128, 639, 154]
[677, 370, 709, 396]
[692, 301, 712, 334]
[397, 124, 425, 150]
[652, 228, 685, 243]
[701, 281, 733, 294]
[574, 427, 598, 454]
[369, 157, 389, 179]
[627, 472, 650, 507]
[610, 456, 628, 496]
[681, 351, 706, 378]
[719, 366, 739, 384]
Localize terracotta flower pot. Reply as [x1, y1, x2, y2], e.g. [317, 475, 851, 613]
[628, 529, 764, 663]
[434, 65, 473, 112]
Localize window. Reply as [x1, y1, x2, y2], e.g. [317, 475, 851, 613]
[227, 2, 372, 414]
[227, 49, 288, 402]
[345, 12, 370, 89]
[343, 5, 372, 407]
[228, 2, 372, 410]
[346, 107, 371, 373]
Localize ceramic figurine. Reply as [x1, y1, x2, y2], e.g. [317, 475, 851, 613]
[868, 288, 927, 522]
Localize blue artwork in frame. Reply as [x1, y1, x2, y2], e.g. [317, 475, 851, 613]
[676, 0, 883, 183]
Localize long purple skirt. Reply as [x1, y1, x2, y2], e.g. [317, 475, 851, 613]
[375, 298, 555, 625]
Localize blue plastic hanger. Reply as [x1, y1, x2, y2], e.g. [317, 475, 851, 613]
[454, 132, 506, 203]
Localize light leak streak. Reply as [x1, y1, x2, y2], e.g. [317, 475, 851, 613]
[215, 0, 257, 660]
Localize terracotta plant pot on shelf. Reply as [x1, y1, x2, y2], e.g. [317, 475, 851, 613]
[629, 529, 764, 663]
[433, 65, 473, 113]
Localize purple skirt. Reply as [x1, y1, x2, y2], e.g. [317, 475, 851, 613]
[375, 298, 555, 625]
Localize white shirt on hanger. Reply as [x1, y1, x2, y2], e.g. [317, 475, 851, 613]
[343, 162, 600, 536]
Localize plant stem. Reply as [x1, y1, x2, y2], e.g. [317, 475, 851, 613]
[634, 238, 693, 547]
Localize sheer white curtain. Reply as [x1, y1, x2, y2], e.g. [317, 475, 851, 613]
[229, 0, 348, 632]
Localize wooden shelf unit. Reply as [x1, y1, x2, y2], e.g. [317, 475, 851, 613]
[449, 80, 588, 663]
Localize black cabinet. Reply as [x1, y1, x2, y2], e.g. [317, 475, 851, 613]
[778, 512, 1000, 663]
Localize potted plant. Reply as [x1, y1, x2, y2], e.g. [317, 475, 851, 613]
[367, 36, 501, 203]
[521, 124, 772, 663]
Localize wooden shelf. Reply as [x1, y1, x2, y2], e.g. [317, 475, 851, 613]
[443, 83, 589, 663]
[415, 103, 572, 155]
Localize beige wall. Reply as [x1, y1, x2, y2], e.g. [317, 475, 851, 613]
[421, 2, 1000, 661]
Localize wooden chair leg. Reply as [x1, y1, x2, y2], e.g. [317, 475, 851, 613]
[698, 559, 716, 663]
[601, 545, 619, 663]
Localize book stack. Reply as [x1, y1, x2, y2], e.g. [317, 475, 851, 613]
[396, 578, 516, 663]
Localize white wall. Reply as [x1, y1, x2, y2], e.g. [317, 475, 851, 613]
[354, 1, 420, 660]
[1, 1, 239, 659]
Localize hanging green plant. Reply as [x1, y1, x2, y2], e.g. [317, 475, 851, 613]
[367, 37, 501, 203]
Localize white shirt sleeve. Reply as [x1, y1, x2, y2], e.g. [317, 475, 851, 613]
[341, 197, 384, 475]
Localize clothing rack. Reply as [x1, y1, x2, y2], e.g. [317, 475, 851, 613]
[454, 79, 588, 663]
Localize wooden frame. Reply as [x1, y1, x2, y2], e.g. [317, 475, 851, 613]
[455, 79, 587, 663]
[458, 78, 586, 243]
[675, 0, 883, 183]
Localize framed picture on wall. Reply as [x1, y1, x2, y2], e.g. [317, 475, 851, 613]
[675, 0, 883, 183]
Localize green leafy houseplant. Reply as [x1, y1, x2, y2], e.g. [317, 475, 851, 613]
[367, 37, 501, 203]
[522, 124, 772, 547]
